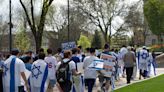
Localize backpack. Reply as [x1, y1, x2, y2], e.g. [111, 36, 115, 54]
[56, 60, 71, 83]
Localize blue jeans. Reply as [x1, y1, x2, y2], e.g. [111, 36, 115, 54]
[85, 79, 95, 92]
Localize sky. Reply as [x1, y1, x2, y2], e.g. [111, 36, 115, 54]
[0, 0, 140, 34]
[0, 0, 140, 20]
[0, 0, 67, 21]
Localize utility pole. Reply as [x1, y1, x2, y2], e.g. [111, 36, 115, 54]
[9, 0, 12, 52]
[67, 0, 70, 42]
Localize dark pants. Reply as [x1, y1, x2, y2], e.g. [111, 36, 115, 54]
[59, 80, 72, 92]
[85, 79, 95, 92]
[126, 67, 133, 84]
[18, 86, 25, 92]
[0, 72, 3, 92]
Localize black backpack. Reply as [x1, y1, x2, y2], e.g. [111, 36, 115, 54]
[56, 60, 71, 83]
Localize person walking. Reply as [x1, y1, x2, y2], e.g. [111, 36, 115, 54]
[83, 48, 98, 92]
[123, 46, 136, 84]
[56, 50, 81, 92]
[98, 44, 116, 92]
[3, 49, 29, 92]
[138, 46, 149, 79]
[119, 45, 128, 78]
[45, 48, 57, 92]
[29, 52, 49, 92]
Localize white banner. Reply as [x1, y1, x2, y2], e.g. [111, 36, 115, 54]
[62, 41, 76, 50]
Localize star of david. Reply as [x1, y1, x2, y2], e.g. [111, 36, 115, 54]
[31, 65, 42, 79]
[141, 52, 148, 60]
[93, 62, 98, 67]
[2, 64, 8, 76]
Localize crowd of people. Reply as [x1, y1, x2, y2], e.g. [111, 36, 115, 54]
[0, 44, 157, 92]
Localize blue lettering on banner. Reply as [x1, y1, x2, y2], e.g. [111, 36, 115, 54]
[62, 41, 76, 50]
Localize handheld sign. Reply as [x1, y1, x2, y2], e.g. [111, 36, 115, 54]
[62, 41, 76, 50]
[100, 53, 115, 77]
[100, 53, 115, 60]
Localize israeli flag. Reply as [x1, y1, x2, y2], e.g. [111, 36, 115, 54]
[29, 60, 49, 92]
[3, 57, 17, 92]
[88, 59, 104, 70]
[138, 49, 149, 71]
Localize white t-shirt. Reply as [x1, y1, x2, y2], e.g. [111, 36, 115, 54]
[45, 55, 57, 80]
[56, 58, 76, 81]
[83, 55, 98, 79]
[3, 55, 26, 87]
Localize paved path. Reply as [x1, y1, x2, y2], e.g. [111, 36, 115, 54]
[53, 68, 164, 92]
[53, 55, 164, 92]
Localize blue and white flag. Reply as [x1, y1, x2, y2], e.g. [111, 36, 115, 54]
[3, 55, 26, 92]
[138, 49, 149, 71]
[29, 60, 49, 92]
[88, 59, 104, 70]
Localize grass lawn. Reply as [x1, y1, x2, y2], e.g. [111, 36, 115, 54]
[114, 74, 164, 92]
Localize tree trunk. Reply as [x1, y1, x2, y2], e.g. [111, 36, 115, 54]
[34, 33, 42, 54]
[108, 35, 111, 45]
[104, 34, 108, 43]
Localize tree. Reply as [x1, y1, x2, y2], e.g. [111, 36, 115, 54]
[73, 0, 128, 44]
[45, 5, 88, 49]
[124, 1, 148, 46]
[111, 30, 129, 48]
[19, 0, 54, 52]
[0, 21, 8, 51]
[91, 30, 102, 49]
[78, 34, 91, 49]
[144, 0, 164, 44]
[14, 27, 31, 52]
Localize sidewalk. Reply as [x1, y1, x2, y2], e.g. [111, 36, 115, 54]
[114, 68, 164, 90]
[53, 68, 164, 92]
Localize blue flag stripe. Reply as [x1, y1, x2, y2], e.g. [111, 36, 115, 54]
[94, 60, 104, 62]
[40, 64, 48, 92]
[10, 58, 16, 92]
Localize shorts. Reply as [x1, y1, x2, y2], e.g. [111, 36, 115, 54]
[98, 75, 111, 83]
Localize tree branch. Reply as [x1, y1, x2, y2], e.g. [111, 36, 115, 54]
[48, 0, 54, 6]
[19, 0, 36, 36]
[31, 0, 35, 29]
[38, 0, 53, 35]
